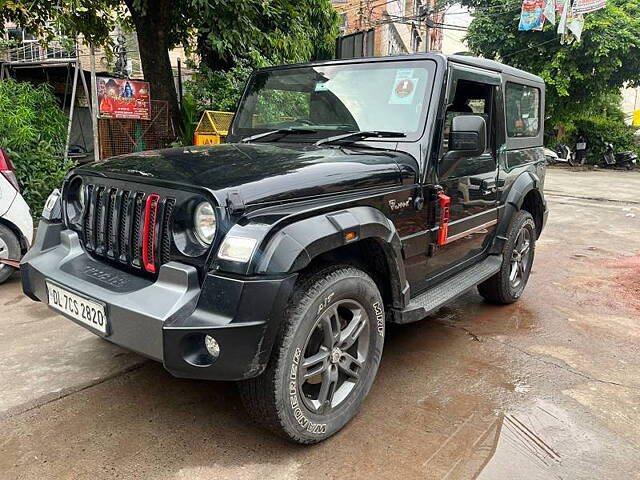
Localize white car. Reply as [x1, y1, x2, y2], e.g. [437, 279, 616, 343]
[0, 149, 33, 283]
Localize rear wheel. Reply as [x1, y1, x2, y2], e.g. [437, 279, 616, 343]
[478, 210, 536, 304]
[0, 224, 20, 284]
[239, 265, 385, 444]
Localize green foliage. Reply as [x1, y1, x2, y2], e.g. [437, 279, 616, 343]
[186, 61, 253, 112]
[460, 0, 640, 131]
[1, 0, 122, 49]
[186, 0, 340, 112]
[177, 94, 200, 146]
[572, 115, 637, 164]
[0, 80, 74, 214]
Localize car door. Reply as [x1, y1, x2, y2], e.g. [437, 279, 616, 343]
[424, 66, 502, 280]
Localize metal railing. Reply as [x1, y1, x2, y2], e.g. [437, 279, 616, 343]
[2, 39, 77, 64]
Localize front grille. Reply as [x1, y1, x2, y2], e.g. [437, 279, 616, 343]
[78, 183, 175, 274]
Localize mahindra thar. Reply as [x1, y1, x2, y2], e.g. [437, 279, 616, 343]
[21, 54, 547, 443]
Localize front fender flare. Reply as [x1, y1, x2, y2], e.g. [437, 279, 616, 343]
[255, 206, 410, 309]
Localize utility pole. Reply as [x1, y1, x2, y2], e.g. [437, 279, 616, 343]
[90, 45, 100, 163]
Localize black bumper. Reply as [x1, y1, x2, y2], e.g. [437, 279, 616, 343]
[21, 220, 297, 381]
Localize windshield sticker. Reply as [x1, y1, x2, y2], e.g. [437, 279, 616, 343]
[314, 82, 330, 92]
[389, 69, 419, 105]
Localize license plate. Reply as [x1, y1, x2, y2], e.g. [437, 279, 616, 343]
[46, 282, 108, 335]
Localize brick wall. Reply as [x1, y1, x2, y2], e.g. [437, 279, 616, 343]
[331, 0, 439, 57]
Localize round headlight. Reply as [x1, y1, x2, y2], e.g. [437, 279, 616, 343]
[194, 202, 216, 245]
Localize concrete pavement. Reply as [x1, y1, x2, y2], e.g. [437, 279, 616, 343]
[1, 167, 639, 479]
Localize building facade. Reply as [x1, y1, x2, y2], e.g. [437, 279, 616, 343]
[332, 0, 444, 58]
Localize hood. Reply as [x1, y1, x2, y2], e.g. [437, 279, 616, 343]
[79, 143, 415, 206]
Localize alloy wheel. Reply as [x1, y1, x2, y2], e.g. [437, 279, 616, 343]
[298, 299, 370, 414]
[510, 226, 531, 289]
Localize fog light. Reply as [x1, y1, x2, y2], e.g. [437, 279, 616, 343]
[204, 335, 220, 358]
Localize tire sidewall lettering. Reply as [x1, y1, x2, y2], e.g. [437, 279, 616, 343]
[288, 347, 327, 435]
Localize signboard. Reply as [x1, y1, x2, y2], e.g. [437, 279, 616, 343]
[633, 110, 640, 128]
[97, 77, 151, 120]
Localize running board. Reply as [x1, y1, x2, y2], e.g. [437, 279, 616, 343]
[390, 255, 503, 325]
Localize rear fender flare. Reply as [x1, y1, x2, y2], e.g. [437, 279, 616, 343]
[255, 206, 410, 309]
[491, 172, 541, 254]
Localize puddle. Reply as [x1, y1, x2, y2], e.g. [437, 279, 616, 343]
[424, 400, 601, 479]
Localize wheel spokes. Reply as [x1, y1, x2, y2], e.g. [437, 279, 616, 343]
[317, 365, 339, 413]
[301, 347, 330, 380]
[510, 261, 519, 282]
[338, 352, 362, 380]
[319, 307, 340, 348]
[298, 299, 371, 414]
[338, 309, 366, 350]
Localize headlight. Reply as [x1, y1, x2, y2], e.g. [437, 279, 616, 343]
[218, 236, 257, 263]
[193, 202, 216, 245]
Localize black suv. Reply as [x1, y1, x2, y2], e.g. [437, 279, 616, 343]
[21, 53, 548, 443]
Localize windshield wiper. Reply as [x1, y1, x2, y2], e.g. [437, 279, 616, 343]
[315, 130, 406, 147]
[241, 128, 317, 143]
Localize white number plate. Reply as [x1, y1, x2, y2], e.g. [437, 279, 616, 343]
[46, 282, 108, 334]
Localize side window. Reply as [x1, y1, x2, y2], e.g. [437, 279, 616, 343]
[443, 79, 495, 154]
[506, 83, 540, 138]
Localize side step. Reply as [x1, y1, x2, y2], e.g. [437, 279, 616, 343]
[390, 255, 503, 325]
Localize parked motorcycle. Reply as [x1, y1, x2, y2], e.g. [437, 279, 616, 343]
[544, 144, 576, 166]
[601, 143, 638, 170]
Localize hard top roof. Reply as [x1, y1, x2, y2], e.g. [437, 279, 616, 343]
[256, 52, 543, 84]
[446, 54, 543, 83]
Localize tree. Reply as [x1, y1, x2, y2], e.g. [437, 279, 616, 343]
[1, 0, 339, 129]
[0, 80, 74, 214]
[459, 0, 640, 131]
[184, 0, 339, 112]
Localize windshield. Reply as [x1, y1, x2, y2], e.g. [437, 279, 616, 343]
[232, 59, 436, 142]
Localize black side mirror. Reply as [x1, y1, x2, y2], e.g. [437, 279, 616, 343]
[440, 115, 488, 178]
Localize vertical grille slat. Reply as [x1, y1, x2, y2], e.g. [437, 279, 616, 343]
[94, 187, 106, 254]
[76, 182, 176, 276]
[118, 191, 131, 263]
[83, 184, 95, 251]
[131, 193, 144, 268]
[106, 189, 118, 258]
[160, 199, 175, 265]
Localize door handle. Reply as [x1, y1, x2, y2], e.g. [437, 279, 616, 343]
[480, 179, 497, 195]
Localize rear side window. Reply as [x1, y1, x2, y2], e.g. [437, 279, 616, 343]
[505, 83, 540, 138]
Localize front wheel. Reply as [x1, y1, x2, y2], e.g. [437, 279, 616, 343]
[239, 265, 385, 443]
[0, 224, 20, 284]
[478, 210, 536, 304]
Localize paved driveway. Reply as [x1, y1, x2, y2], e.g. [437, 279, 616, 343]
[1, 168, 639, 479]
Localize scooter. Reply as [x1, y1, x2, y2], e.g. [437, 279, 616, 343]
[544, 144, 576, 166]
[602, 143, 637, 170]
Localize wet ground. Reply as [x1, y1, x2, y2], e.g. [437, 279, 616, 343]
[1, 167, 639, 479]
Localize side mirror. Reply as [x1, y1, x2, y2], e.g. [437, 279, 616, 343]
[440, 115, 488, 178]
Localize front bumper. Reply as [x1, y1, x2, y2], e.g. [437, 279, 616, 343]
[21, 220, 296, 381]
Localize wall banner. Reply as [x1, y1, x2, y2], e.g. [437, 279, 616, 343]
[97, 77, 151, 120]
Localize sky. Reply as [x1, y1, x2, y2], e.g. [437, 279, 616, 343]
[441, 3, 473, 55]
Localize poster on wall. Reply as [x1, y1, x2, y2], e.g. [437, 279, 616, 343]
[97, 77, 151, 120]
[518, 0, 546, 31]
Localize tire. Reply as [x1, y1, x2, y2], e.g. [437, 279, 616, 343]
[0, 224, 21, 284]
[478, 210, 536, 304]
[238, 265, 385, 444]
